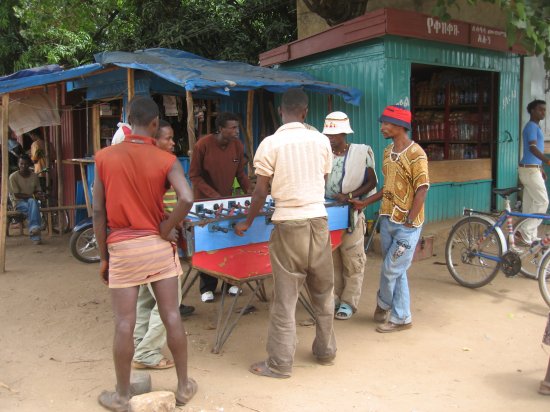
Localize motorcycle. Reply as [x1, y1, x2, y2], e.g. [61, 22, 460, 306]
[69, 217, 99, 263]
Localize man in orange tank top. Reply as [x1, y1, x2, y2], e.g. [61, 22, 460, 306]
[93, 96, 197, 410]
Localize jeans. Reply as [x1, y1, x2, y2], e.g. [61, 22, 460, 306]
[15, 198, 41, 241]
[377, 216, 421, 325]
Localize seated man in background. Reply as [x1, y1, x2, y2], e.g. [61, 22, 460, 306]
[9, 155, 43, 244]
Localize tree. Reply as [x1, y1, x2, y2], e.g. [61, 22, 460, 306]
[0, 0, 297, 75]
[434, 0, 550, 70]
[0, 0, 25, 75]
[302, 0, 368, 26]
[10, 0, 125, 71]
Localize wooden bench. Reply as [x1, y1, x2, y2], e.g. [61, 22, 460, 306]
[6, 205, 87, 237]
[39, 205, 87, 236]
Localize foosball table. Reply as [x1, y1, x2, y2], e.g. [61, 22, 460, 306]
[180, 195, 350, 353]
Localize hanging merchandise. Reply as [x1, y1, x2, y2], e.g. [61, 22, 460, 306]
[163, 95, 178, 116]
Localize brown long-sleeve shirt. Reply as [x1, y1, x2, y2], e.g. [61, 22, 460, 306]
[189, 134, 250, 200]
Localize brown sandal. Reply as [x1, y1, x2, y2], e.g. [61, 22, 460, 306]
[132, 358, 174, 370]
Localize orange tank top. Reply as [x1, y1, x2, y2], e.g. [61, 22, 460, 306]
[95, 135, 176, 243]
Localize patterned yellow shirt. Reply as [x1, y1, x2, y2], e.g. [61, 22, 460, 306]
[380, 142, 429, 226]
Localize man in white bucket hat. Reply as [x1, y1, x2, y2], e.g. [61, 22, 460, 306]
[323, 111, 377, 320]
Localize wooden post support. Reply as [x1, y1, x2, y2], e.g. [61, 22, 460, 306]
[186, 91, 196, 156]
[268, 100, 279, 131]
[127, 69, 135, 103]
[328, 94, 333, 113]
[206, 100, 212, 135]
[259, 89, 266, 141]
[92, 104, 100, 154]
[246, 90, 255, 172]
[55, 86, 64, 234]
[0, 94, 9, 273]
[80, 163, 92, 218]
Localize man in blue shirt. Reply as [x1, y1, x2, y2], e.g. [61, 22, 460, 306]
[517, 99, 548, 244]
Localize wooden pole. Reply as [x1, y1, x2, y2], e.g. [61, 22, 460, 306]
[92, 104, 100, 154]
[80, 163, 92, 218]
[43, 125, 50, 190]
[245, 91, 255, 173]
[127, 69, 135, 103]
[0, 94, 10, 272]
[268, 100, 279, 131]
[259, 89, 266, 141]
[206, 100, 212, 135]
[186, 91, 196, 156]
[55, 85, 63, 234]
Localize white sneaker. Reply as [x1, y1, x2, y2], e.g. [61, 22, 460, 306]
[227, 286, 242, 296]
[201, 291, 214, 303]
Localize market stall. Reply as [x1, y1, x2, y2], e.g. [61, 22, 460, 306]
[260, 8, 525, 220]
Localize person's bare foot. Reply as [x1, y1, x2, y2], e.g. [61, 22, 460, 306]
[98, 390, 129, 412]
[175, 377, 198, 406]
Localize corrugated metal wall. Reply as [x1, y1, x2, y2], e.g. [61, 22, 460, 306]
[282, 36, 521, 222]
[496, 70, 521, 209]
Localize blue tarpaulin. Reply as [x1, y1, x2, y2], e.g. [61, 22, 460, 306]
[0, 49, 361, 105]
[0, 63, 103, 94]
[94, 48, 361, 105]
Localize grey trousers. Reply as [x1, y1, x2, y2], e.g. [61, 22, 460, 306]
[266, 217, 337, 376]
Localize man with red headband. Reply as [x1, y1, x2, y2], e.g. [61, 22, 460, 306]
[351, 105, 429, 333]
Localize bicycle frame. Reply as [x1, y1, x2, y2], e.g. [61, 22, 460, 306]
[462, 196, 550, 264]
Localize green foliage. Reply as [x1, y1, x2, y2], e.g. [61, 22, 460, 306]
[434, 0, 550, 70]
[0, 0, 24, 75]
[0, 0, 296, 75]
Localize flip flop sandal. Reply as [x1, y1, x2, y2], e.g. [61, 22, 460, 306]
[175, 377, 198, 406]
[335, 303, 353, 320]
[249, 361, 290, 379]
[98, 390, 129, 412]
[132, 358, 174, 370]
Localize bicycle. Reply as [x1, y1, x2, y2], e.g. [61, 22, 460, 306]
[445, 187, 550, 289]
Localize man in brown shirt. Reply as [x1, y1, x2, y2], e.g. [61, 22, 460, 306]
[188, 112, 251, 302]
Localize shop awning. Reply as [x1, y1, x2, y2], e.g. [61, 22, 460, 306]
[94, 48, 361, 105]
[0, 63, 103, 94]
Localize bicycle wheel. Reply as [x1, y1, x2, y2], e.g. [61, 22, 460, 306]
[512, 218, 543, 280]
[41, 210, 71, 234]
[445, 216, 502, 288]
[51, 210, 70, 234]
[538, 250, 550, 307]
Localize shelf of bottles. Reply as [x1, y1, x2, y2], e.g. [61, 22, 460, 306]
[412, 73, 493, 161]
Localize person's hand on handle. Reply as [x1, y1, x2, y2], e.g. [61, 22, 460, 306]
[234, 221, 250, 237]
[349, 198, 367, 211]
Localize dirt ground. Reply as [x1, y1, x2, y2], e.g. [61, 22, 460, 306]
[1, 219, 550, 412]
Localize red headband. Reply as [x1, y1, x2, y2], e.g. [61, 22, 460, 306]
[381, 106, 411, 124]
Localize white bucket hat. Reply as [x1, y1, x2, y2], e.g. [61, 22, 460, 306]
[322, 111, 354, 135]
